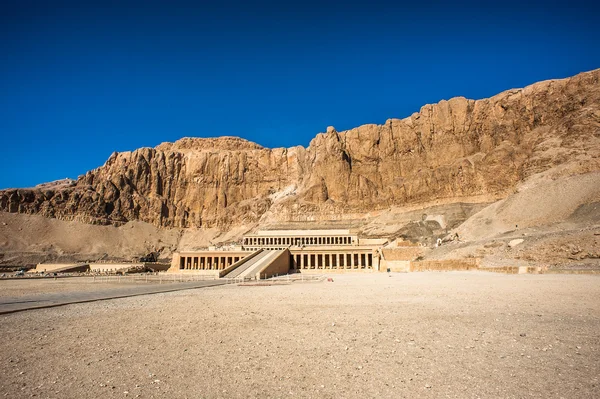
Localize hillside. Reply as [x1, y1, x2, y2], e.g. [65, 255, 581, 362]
[1, 69, 599, 266]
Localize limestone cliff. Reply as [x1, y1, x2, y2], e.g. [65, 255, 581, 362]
[1, 69, 599, 229]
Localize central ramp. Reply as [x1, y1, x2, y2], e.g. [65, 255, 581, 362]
[222, 249, 289, 280]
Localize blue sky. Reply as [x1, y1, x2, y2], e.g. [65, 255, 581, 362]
[1, 0, 599, 189]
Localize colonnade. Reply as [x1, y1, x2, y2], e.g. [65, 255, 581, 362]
[178, 254, 243, 270]
[243, 236, 353, 247]
[291, 252, 374, 270]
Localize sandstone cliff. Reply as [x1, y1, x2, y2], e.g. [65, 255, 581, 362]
[1, 69, 599, 230]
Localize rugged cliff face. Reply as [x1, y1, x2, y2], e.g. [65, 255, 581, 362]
[1, 69, 599, 229]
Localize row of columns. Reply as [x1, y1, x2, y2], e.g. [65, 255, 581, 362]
[292, 252, 373, 270]
[244, 236, 353, 246]
[179, 255, 242, 270]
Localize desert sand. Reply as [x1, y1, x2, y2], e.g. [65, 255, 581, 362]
[1, 272, 599, 398]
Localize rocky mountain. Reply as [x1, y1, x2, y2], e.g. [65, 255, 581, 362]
[1, 69, 599, 232]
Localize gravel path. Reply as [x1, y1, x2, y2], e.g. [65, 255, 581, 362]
[0, 272, 598, 398]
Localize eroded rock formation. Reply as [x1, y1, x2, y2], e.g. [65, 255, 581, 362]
[1, 69, 599, 229]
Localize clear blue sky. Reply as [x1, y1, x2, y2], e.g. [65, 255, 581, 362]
[1, 0, 599, 189]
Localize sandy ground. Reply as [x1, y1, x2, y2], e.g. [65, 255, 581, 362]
[0, 276, 213, 299]
[0, 278, 139, 298]
[0, 272, 599, 399]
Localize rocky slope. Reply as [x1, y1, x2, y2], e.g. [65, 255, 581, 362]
[1, 69, 599, 234]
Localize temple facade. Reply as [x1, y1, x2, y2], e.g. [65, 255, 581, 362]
[176, 250, 248, 271]
[169, 229, 387, 276]
[242, 229, 358, 251]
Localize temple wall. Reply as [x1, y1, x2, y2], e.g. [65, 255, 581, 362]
[257, 249, 291, 279]
[410, 259, 479, 272]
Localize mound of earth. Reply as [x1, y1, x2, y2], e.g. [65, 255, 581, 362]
[425, 170, 600, 269]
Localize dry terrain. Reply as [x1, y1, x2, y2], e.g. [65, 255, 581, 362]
[0, 277, 140, 298]
[1, 272, 599, 398]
